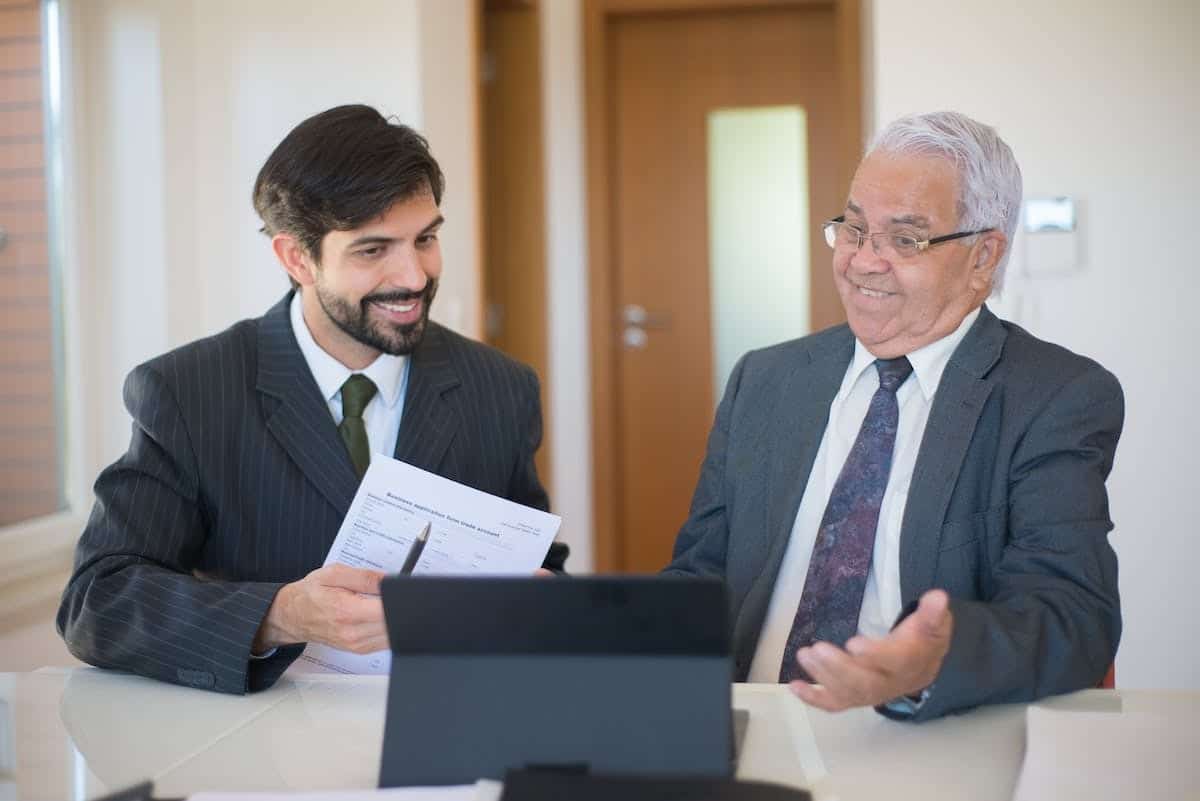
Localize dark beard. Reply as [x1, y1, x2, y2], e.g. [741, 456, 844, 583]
[315, 279, 438, 356]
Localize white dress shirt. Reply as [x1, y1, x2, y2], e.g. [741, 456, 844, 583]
[289, 293, 410, 462]
[251, 296, 411, 661]
[747, 308, 980, 682]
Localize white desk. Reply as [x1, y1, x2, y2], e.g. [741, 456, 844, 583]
[1, 668, 1194, 800]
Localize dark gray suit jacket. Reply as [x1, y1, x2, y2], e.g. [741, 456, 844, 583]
[664, 306, 1123, 720]
[58, 294, 550, 694]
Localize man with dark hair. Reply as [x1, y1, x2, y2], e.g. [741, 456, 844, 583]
[58, 104, 560, 693]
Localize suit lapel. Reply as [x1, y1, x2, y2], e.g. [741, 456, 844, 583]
[256, 293, 360, 520]
[898, 306, 1006, 603]
[394, 323, 462, 472]
[734, 330, 853, 665]
[760, 329, 855, 588]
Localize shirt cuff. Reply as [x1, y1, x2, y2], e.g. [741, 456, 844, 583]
[881, 685, 933, 719]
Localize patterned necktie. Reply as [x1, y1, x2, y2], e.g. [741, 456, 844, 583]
[339, 374, 377, 479]
[779, 356, 913, 683]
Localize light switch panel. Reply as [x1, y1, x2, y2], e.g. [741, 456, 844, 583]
[1023, 196, 1080, 274]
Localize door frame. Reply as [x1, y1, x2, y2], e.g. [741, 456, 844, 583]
[583, 0, 864, 571]
[478, 0, 553, 492]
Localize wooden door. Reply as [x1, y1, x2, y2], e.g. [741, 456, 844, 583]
[588, 1, 860, 572]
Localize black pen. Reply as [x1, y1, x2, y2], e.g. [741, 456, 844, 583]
[399, 522, 432, 575]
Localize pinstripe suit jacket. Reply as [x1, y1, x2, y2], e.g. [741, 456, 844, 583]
[57, 293, 550, 694]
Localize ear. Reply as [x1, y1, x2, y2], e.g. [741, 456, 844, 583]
[271, 233, 318, 288]
[968, 230, 1006, 293]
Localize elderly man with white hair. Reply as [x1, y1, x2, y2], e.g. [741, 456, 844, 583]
[665, 110, 1123, 720]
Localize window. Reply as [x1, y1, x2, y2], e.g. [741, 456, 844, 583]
[706, 106, 810, 404]
[0, 0, 64, 528]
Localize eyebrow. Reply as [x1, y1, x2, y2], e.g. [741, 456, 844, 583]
[345, 215, 445, 250]
[844, 201, 930, 229]
[887, 214, 931, 228]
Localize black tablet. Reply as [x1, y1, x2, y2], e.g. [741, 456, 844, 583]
[378, 575, 734, 786]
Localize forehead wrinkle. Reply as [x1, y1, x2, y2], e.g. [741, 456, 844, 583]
[844, 200, 930, 230]
[849, 178, 960, 231]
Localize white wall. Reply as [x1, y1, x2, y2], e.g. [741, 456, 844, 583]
[542, 0, 594, 570]
[870, 0, 1200, 690]
[418, 0, 482, 340]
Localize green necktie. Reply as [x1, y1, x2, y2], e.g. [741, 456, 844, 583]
[338, 374, 378, 479]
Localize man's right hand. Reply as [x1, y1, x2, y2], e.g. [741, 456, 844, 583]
[252, 564, 387, 655]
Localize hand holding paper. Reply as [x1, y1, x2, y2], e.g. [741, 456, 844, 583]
[254, 564, 387, 655]
[296, 454, 562, 674]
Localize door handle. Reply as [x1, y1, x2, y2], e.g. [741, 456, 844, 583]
[622, 327, 649, 350]
[620, 304, 669, 350]
[621, 304, 671, 329]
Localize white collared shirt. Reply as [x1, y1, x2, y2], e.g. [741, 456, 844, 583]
[289, 293, 410, 462]
[747, 308, 980, 682]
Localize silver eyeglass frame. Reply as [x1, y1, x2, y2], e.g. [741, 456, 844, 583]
[823, 215, 993, 257]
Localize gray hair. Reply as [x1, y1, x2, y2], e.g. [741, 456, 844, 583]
[868, 111, 1022, 293]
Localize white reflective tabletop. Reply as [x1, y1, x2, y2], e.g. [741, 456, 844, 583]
[1, 668, 1193, 801]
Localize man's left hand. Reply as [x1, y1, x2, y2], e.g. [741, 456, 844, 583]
[787, 589, 954, 712]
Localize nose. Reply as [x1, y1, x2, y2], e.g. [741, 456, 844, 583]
[386, 244, 429, 290]
[848, 235, 890, 274]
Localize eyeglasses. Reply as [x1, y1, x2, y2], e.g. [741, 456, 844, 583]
[822, 216, 993, 259]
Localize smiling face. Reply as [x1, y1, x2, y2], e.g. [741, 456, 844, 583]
[274, 191, 444, 369]
[834, 151, 1003, 359]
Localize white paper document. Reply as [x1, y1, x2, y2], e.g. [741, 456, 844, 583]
[297, 455, 560, 674]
